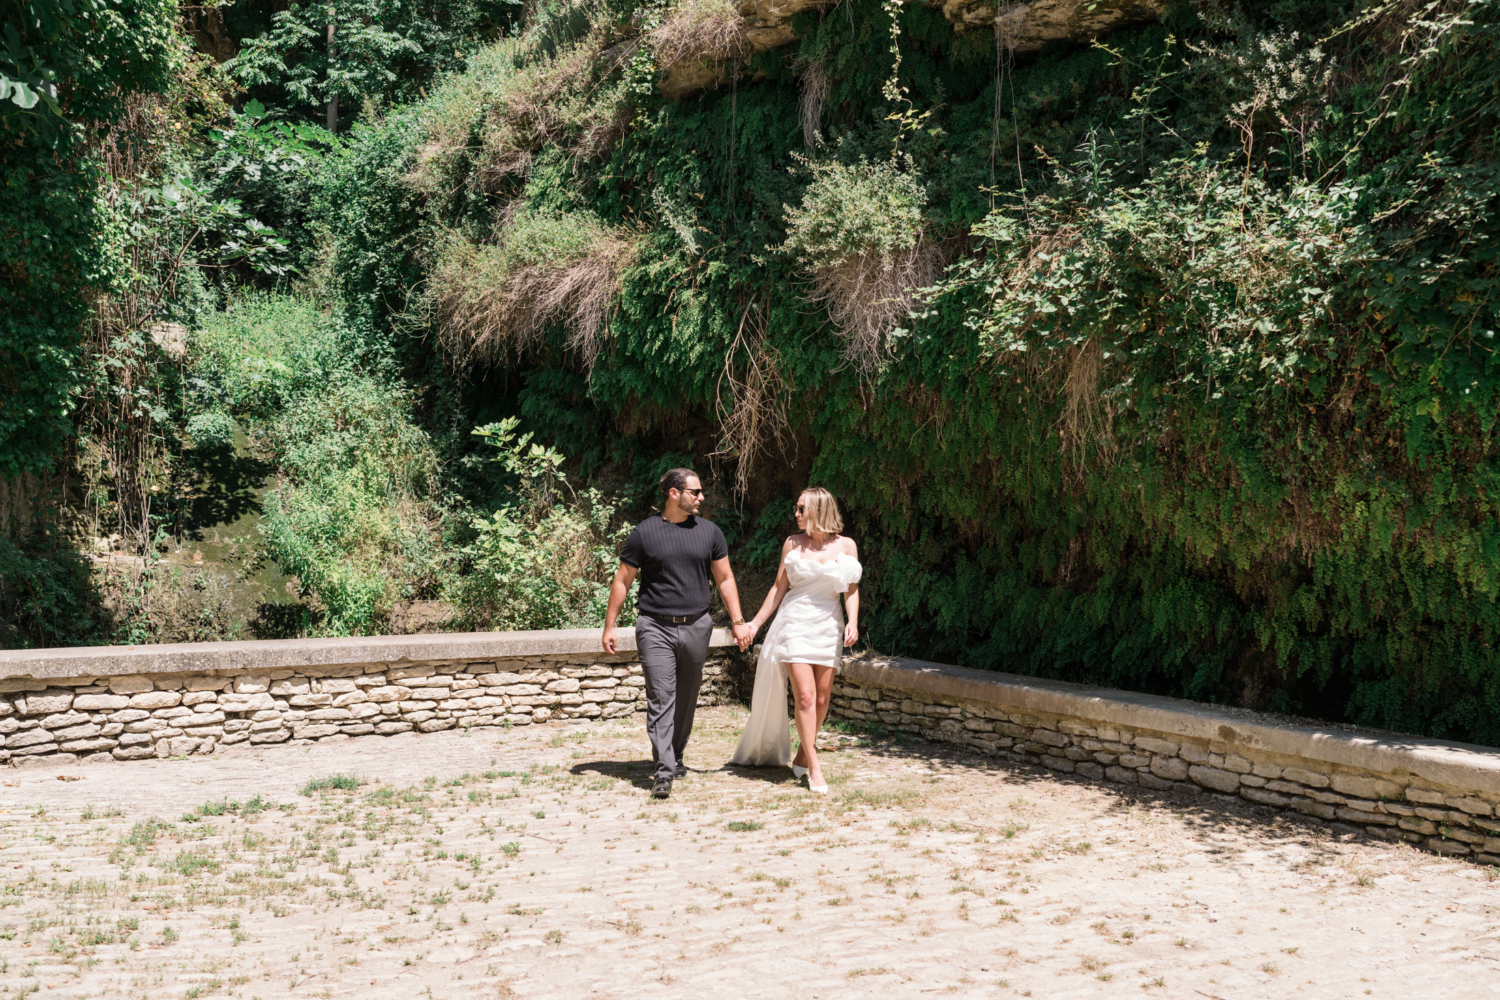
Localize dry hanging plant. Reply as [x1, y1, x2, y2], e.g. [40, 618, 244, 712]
[712, 297, 793, 496]
[649, 0, 751, 69]
[431, 211, 639, 369]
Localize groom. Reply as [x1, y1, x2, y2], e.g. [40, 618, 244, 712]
[602, 468, 754, 798]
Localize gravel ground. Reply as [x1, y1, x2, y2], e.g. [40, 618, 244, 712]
[1, 705, 1498, 999]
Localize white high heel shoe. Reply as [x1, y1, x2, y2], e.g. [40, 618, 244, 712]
[808, 781, 829, 796]
[791, 764, 808, 780]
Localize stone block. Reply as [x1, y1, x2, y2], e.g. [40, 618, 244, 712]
[40, 711, 89, 729]
[350, 702, 381, 719]
[1075, 761, 1104, 780]
[73, 694, 129, 711]
[1427, 837, 1471, 855]
[1290, 798, 1337, 820]
[1279, 767, 1331, 789]
[403, 687, 450, 701]
[387, 664, 435, 681]
[129, 691, 180, 710]
[108, 708, 150, 723]
[1251, 762, 1283, 780]
[99, 723, 123, 736]
[315, 678, 359, 694]
[531, 708, 552, 723]
[365, 686, 410, 703]
[546, 678, 582, 693]
[375, 721, 413, 735]
[1118, 754, 1150, 769]
[1330, 774, 1404, 801]
[1104, 766, 1138, 784]
[1404, 786, 1447, 805]
[418, 718, 456, 733]
[113, 745, 156, 760]
[1041, 755, 1075, 773]
[332, 691, 369, 707]
[1134, 736, 1179, 756]
[341, 724, 375, 736]
[289, 693, 332, 707]
[161, 737, 203, 757]
[1189, 766, 1241, 793]
[399, 700, 437, 713]
[504, 713, 533, 725]
[183, 676, 228, 692]
[1239, 775, 1267, 788]
[1241, 787, 1290, 808]
[269, 677, 310, 696]
[153, 706, 192, 719]
[10, 742, 59, 756]
[1483, 838, 1500, 854]
[1443, 826, 1487, 845]
[179, 691, 217, 707]
[1222, 755, 1254, 775]
[249, 729, 290, 743]
[232, 675, 270, 694]
[1446, 797, 1494, 817]
[219, 731, 250, 745]
[1150, 756, 1189, 781]
[1138, 772, 1174, 791]
[1031, 729, 1070, 748]
[118, 732, 152, 746]
[50, 723, 101, 741]
[59, 737, 117, 752]
[20, 689, 74, 714]
[7, 728, 55, 748]
[1175, 743, 1209, 765]
[1093, 752, 1119, 766]
[107, 676, 153, 695]
[306, 708, 352, 721]
[292, 723, 340, 740]
[219, 693, 275, 713]
[404, 710, 436, 724]
[1062, 746, 1091, 762]
[1399, 817, 1438, 836]
[1337, 807, 1397, 826]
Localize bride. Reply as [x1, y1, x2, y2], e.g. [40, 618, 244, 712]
[731, 487, 861, 794]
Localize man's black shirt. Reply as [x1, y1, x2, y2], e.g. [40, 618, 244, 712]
[619, 515, 728, 617]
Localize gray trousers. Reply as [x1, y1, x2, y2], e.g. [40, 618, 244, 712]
[635, 611, 712, 780]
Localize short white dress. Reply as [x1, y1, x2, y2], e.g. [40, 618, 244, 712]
[731, 550, 863, 766]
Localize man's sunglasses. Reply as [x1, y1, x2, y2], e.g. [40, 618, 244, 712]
[676, 487, 705, 497]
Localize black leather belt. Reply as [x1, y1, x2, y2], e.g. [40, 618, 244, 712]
[641, 611, 705, 625]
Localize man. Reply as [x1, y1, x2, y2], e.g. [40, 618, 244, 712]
[602, 468, 755, 798]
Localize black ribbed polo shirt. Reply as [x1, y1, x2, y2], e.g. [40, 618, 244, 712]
[619, 515, 728, 617]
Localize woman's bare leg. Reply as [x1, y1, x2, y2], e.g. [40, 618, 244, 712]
[786, 662, 824, 787]
[793, 666, 837, 768]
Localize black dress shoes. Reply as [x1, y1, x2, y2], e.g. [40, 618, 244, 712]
[652, 777, 672, 799]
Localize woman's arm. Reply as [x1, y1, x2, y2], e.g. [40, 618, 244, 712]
[842, 538, 859, 648]
[748, 539, 795, 636]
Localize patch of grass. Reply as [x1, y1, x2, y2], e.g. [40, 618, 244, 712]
[726, 821, 763, 833]
[301, 774, 363, 796]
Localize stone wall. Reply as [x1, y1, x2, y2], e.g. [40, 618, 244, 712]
[829, 655, 1500, 865]
[0, 629, 736, 765]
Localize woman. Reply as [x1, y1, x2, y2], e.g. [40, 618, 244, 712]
[731, 487, 861, 794]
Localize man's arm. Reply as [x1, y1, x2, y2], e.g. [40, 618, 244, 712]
[601, 562, 639, 653]
[710, 557, 755, 650]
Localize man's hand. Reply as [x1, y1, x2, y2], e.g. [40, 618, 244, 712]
[602, 562, 638, 654]
[732, 621, 754, 651]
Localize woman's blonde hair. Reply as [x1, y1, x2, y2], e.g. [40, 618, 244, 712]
[797, 486, 843, 535]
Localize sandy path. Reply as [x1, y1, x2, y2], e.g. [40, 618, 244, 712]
[1, 706, 1497, 999]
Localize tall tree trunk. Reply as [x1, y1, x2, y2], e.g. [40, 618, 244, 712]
[326, 21, 338, 132]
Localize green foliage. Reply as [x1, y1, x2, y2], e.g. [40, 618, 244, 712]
[301, 774, 363, 795]
[225, 0, 522, 127]
[307, 0, 1500, 744]
[451, 418, 633, 630]
[781, 157, 927, 267]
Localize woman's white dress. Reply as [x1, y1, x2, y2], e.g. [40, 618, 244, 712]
[731, 550, 863, 766]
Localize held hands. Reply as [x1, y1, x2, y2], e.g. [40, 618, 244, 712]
[843, 621, 859, 648]
[732, 621, 756, 651]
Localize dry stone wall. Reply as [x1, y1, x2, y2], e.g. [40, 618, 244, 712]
[0, 637, 735, 765]
[829, 656, 1500, 866]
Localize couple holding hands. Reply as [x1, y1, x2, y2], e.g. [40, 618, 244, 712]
[600, 468, 861, 799]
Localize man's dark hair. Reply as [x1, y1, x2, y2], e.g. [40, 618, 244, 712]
[660, 467, 698, 497]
